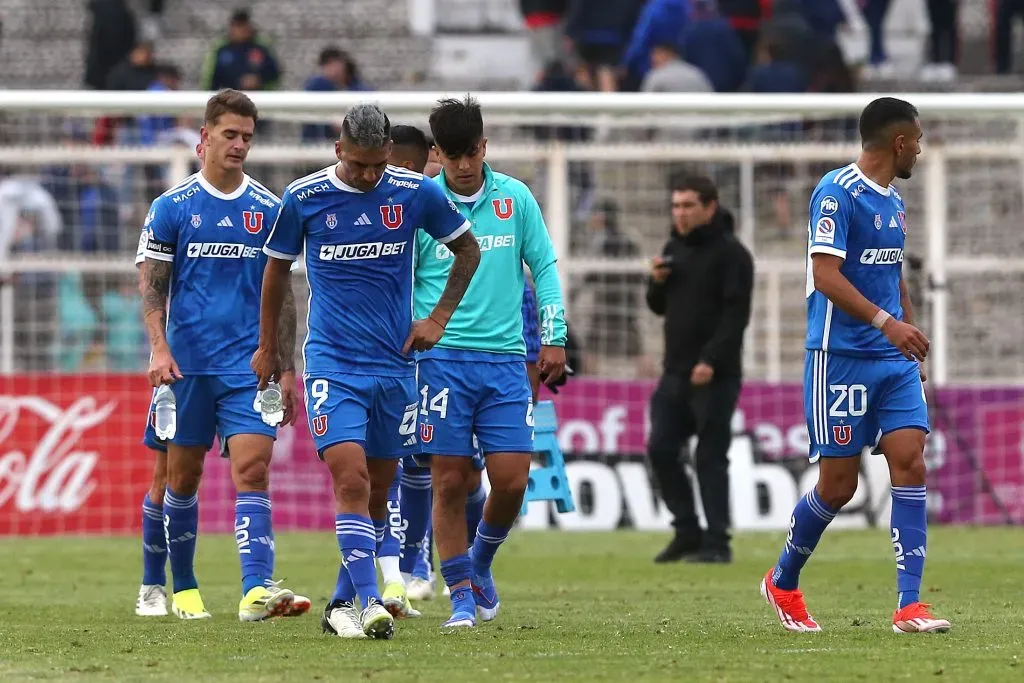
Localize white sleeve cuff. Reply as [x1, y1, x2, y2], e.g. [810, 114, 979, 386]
[144, 250, 174, 262]
[263, 246, 298, 261]
[436, 220, 471, 245]
[809, 245, 846, 259]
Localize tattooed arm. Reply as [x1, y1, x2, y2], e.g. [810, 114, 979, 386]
[403, 230, 480, 354]
[430, 231, 481, 325]
[251, 256, 292, 388]
[277, 279, 297, 373]
[142, 258, 181, 386]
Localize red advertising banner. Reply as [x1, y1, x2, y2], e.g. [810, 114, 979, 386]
[0, 375, 154, 535]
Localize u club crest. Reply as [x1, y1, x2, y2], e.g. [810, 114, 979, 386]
[833, 424, 852, 446]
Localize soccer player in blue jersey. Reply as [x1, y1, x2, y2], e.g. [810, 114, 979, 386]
[142, 90, 309, 622]
[252, 104, 481, 640]
[761, 97, 950, 634]
[417, 96, 567, 628]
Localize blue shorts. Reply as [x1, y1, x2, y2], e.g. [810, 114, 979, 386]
[417, 357, 534, 458]
[155, 375, 273, 449]
[141, 394, 229, 457]
[304, 373, 418, 459]
[804, 350, 929, 460]
[522, 284, 541, 363]
[408, 450, 485, 471]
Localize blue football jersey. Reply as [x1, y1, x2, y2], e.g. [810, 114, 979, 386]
[264, 164, 470, 377]
[805, 163, 909, 359]
[144, 172, 281, 374]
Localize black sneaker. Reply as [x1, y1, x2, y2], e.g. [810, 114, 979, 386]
[654, 533, 702, 563]
[683, 546, 733, 564]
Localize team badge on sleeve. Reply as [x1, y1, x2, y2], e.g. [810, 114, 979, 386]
[897, 210, 906, 234]
[814, 217, 835, 244]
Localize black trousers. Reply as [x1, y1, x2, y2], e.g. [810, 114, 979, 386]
[926, 0, 958, 64]
[996, 0, 1024, 73]
[646, 372, 741, 549]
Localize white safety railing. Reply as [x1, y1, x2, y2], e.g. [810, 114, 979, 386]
[2, 91, 1024, 385]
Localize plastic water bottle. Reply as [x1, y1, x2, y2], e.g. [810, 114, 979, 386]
[258, 382, 284, 427]
[153, 384, 177, 440]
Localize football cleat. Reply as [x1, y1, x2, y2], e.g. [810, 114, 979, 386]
[135, 584, 168, 617]
[760, 569, 821, 633]
[171, 588, 212, 620]
[382, 581, 421, 619]
[321, 600, 367, 639]
[238, 581, 311, 622]
[360, 600, 395, 640]
[892, 602, 951, 634]
[406, 575, 436, 602]
[441, 611, 476, 629]
[471, 573, 500, 622]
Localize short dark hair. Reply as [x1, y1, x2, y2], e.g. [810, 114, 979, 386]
[429, 95, 483, 157]
[230, 8, 251, 24]
[859, 97, 918, 148]
[671, 174, 718, 205]
[390, 125, 429, 172]
[204, 88, 258, 126]
[319, 46, 343, 66]
[155, 63, 182, 81]
[391, 124, 428, 152]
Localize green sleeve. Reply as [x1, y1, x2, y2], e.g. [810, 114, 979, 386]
[518, 186, 567, 347]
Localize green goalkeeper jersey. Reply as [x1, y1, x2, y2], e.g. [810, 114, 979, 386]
[414, 163, 567, 358]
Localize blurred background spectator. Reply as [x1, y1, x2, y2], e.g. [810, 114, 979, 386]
[301, 47, 371, 143]
[201, 8, 281, 92]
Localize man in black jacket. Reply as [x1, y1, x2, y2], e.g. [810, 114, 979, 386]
[646, 174, 754, 564]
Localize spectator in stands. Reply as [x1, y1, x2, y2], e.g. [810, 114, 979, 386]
[860, 0, 892, 73]
[621, 0, 691, 91]
[717, 0, 768, 60]
[743, 34, 807, 93]
[106, 41, 157, 91]
[922, 0, 957, 82]
[995, 0, 1022, 74]
[642, 43, 713, 92]
[579, 199, 643, 378]
[138, 64, 182, 146]
[301, 47, 370, 143]
[0, 177, 62, 371]
[519, 0, 568, 74]
[680, 0, 748, 92]
[564, 0, 640, 92]
[102, 276, 146, 371]
[84, 0, 138, 90]
[531, 60, 595, 221]
[201, 8, 281, 91]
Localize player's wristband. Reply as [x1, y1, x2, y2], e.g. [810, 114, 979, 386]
[428, 314, 447, 330]
[871, 310, 892, 330]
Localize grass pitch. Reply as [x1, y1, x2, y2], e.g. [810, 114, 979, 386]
[0, 528, 1021, 682]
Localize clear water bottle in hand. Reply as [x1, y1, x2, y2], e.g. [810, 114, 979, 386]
[153, 384, 177, 441]
[257, 381, 284, 427]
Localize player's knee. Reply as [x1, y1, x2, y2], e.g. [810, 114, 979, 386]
[816, 473, 858, 509]
[333, 471, 371, 505]
[433, 467, 470, 505]
[233, 456, 270, 492]
[165, 454, 203, 495]
[489, 467, 529, 500]
[890, 452, 927, 486]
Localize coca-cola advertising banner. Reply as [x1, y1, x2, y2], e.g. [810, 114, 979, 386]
[2, 375, 1022, 536]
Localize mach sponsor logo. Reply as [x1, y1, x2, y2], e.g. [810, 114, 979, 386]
[295, 183, 330, 202]
[171, 186, 200, 203]
[186, 242, 261, 259]
[318, 241, 407, 261]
